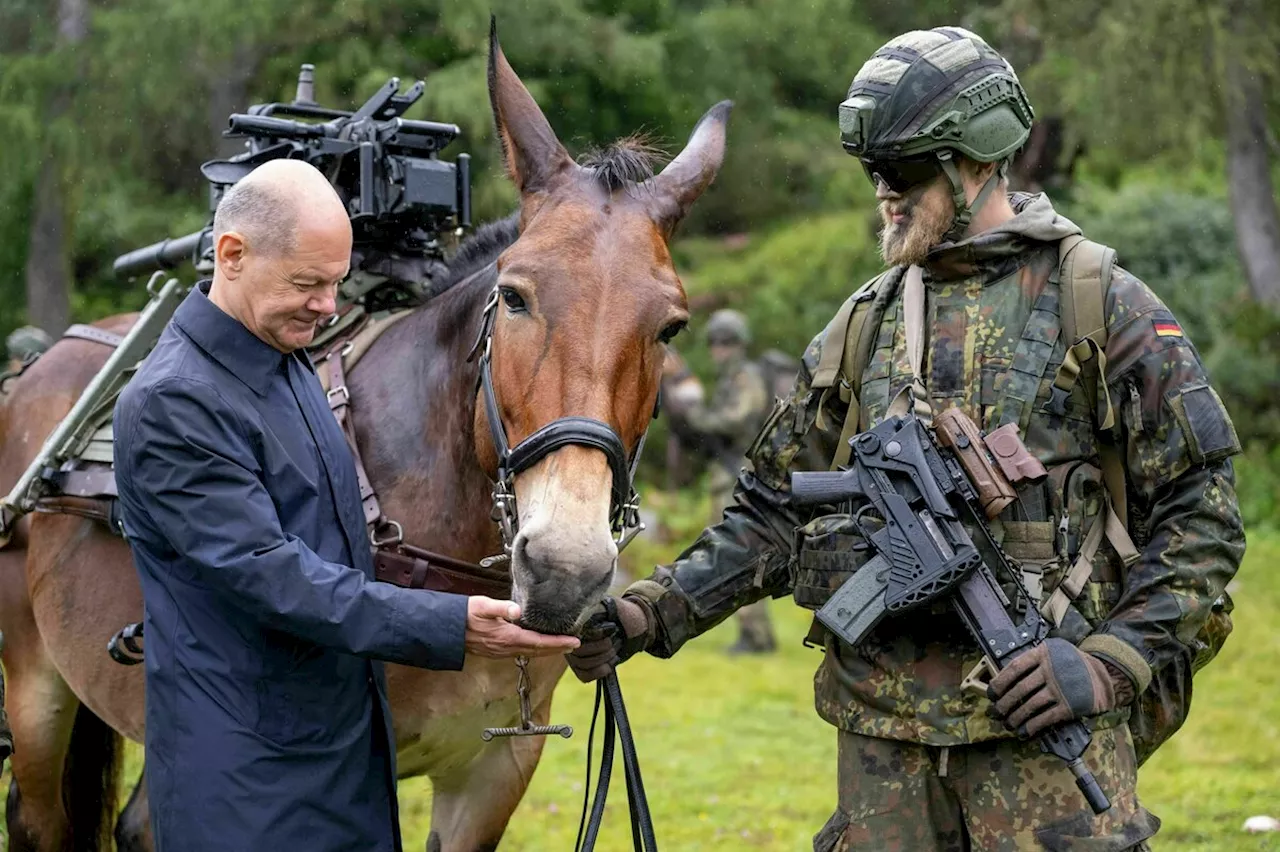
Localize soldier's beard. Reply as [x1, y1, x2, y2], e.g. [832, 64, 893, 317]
[878, 184, 954, 267]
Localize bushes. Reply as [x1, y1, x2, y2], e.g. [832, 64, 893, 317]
[1061, 182, 1280, 447]
[1059, 181, 1280, 529]
[673, 205, 882, 368]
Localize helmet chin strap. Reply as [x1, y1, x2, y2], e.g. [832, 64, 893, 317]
[937, 150, 1005, 243]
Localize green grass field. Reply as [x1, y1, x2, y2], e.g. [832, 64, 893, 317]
[2, 521, 1275, 850]
[398, 527, 1280, 851]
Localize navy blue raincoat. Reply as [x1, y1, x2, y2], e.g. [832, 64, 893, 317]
[114, 282, 468, 851]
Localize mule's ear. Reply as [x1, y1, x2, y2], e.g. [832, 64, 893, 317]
[644, 100, 732, 237]
[488, 17, 573, 196]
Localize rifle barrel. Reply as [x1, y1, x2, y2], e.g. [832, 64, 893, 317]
[112, 230, 206, 279]
[226, 114, 327, 139]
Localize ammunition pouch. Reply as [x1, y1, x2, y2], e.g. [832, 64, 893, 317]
[791, 513, 882, 611]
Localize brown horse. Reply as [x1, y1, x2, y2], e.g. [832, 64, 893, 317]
[0, 28, 729, 852]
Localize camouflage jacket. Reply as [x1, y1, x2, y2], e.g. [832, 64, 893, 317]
[628, 194, 1246, 746]
[676, 356, 770, 480]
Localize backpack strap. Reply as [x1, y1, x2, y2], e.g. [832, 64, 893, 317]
[1041, 235, 1141, 628]
[810, 271, 898, 470]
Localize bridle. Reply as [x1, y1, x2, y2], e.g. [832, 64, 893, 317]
[467, 282, 653, 559]
[468, 273, 661, 851]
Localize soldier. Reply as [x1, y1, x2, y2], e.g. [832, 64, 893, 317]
[666, 309, 775, 654]
[1, 325, 53, 395]
[5, 325, 52, 371]
[568, 27, 1245, 851]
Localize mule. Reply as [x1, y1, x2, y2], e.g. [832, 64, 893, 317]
[0, 26, 729, 852]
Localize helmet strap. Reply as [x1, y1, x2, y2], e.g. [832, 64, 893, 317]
[938, 151, 1005, 243]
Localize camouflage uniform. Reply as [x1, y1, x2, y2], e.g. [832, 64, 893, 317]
[673, 334, 775, 652]
[625, 194, 1245, 849]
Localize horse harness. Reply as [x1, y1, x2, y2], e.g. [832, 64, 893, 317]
[467, 284, 651, 559]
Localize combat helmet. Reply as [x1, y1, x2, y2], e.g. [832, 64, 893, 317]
[840, 27, 1034, 241]
[705, 309, 750, 346]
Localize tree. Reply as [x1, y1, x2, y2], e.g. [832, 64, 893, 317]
[1223, 0, 1280, 307]
[22, 0, 87, 337]
[995, 0, 1280, 307]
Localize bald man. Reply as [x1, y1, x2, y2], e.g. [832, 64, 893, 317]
[113, 161, 578, 852]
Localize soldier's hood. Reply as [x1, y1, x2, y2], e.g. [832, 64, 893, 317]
[923, 192, 1082, 283]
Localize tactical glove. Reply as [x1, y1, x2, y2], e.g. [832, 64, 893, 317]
[987, 637, 1136, 738]
[566, 595, 655, 683]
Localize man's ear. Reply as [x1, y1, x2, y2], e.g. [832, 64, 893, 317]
[960, 156, 999, 184]
[216, 231, 247, 279]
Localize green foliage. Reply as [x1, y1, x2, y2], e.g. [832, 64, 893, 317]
[1060, 179, 1280, 449]
[667, 203, 882, 383]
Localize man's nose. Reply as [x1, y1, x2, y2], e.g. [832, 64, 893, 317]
[874, 177, 899, 202]
[309, 287, 338, 317]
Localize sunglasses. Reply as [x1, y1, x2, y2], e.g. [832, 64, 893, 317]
[860, 156, 943, 194]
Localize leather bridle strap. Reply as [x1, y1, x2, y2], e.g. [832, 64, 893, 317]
[472, 285, 649, 534]
[505, 416, 632, 518]
[321, 338, 509, 597]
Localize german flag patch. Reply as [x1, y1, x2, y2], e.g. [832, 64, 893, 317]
[1153, 319, 1183, 338]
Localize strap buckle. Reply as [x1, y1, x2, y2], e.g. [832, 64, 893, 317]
[326, 385, 350, 405]
[370, 519, 403, 547]
[1042, 385, 1070, 417]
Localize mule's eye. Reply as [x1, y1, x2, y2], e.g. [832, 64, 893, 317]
[658, 320, 687, 344]
[500, 287, 527, 313]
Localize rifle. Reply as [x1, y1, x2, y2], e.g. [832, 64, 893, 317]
[113, 64, 472, 312]
[790, 409, 1111, 815]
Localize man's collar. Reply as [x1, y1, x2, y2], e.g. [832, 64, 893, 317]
[172, 280, 288, 396]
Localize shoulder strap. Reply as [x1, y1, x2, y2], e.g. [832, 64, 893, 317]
[1054, 235, 1129, 528]
[1043, 235, 1138, 628]
[810, 275, 882, 391]
[1058, 234, 1114, 349]
[814, 272, 899, 470]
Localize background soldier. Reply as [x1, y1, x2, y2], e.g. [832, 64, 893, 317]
[4, 325, 52, 371]
[665, 309, 775, 654]
[568, 26, 1244, 851]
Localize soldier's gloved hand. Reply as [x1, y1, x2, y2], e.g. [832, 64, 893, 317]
[566, 595, 655, 683]
[987, 638, 1136, 738]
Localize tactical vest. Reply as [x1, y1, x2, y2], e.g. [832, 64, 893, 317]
[799, 236, 1232, 764]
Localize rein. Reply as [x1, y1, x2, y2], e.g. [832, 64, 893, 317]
[467, 277, 659, 850]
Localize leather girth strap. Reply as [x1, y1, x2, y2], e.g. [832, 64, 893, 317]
[323, 346, 511, 598]
[62, 324, 126, 348]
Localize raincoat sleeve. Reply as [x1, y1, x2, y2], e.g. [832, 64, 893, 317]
[117, 376, 468, 670]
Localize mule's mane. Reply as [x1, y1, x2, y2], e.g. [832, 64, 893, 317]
[428, 214, 519, 297]
[578, 135, 667, 191]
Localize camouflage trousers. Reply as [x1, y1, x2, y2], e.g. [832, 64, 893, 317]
[813, 725, 1159, 851]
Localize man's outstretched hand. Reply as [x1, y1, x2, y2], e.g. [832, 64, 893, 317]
[464, 596, 581, 658]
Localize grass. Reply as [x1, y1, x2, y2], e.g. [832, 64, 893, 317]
[2, 509, 1276, 851]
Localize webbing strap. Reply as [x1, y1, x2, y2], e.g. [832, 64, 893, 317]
[1051, 338, 1116, 431]
[886, 265, 933, 426]
[1059, 235, 1109, 344]
[992, 282, 1061, 432]
[1100, 444, 1130, 530]
[826, 277, 897, 470]
[811, 292, 863, 391]
[1041, 496, 1140, 626]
